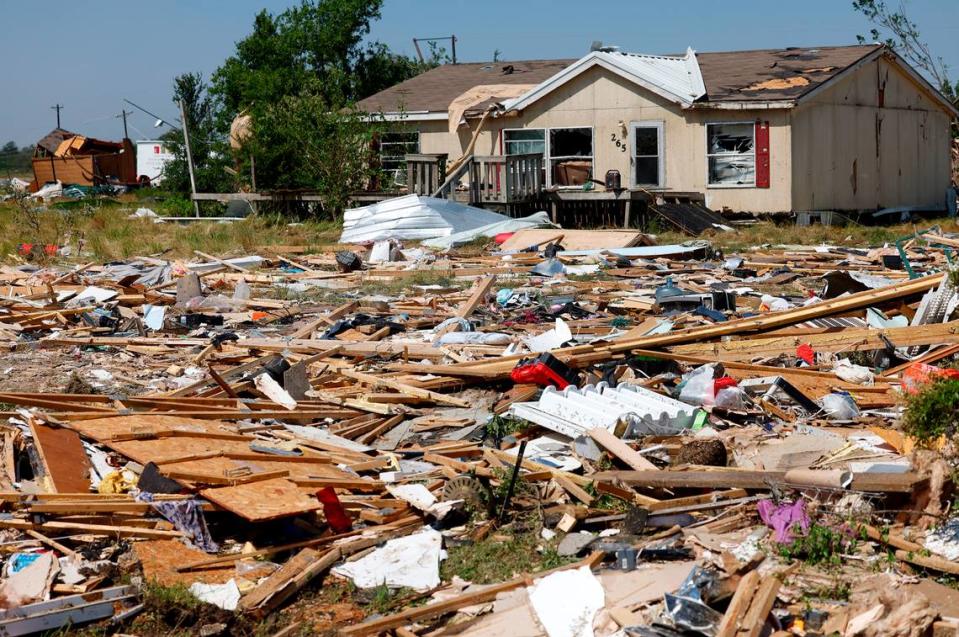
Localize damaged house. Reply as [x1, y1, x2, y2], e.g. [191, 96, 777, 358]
[356, 44, 957, 222]
[31, 128, 137, 191]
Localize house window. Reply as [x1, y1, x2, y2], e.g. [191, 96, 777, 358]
[504, 129, 545, 156]
[631, 121, 663, 187]
[379, 131, 420, 177]
[549, 127, 593, 187]
[706, 123, 755, 186]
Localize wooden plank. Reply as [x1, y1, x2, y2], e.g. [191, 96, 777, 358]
[739, 575, 781, 637]
[587, 428, 658, 471]
[716, 570, 759, 637]
[339, 370, 468, 407]
[29, 422, 92, 493]
[591, 470, 924, 493]
[456, 275, 496, 318]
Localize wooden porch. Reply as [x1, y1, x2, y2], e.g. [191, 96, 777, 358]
[351, 152, 717, 232]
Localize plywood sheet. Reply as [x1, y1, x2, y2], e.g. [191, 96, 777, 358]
[498, 229, 648, 252]
[161, 456, 351, 481]
[133, 539, 234, 587]
[30, 423, 91, 493]
[201, 478, 319, 522]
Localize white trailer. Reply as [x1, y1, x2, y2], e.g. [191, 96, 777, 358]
[135, 140, 174, 186]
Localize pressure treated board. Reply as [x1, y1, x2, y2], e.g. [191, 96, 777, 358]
[29, 423, 91, 493]
[201, 478, 320, 522]
[498, 229, 647, 252]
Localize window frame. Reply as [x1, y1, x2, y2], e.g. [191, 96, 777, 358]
[503, 126, 594, 188]
[629, 120, 665, 189]
[378, 130, 421, 178]
[705, 121, 757, 189]
[503, 128, 546, 157]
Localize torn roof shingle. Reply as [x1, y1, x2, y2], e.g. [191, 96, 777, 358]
[696, 44, 881, 102]
[355, 44, 885, 115]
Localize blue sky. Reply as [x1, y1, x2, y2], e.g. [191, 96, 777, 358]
[1, 0, 955, 146]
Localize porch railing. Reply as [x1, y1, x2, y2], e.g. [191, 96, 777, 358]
[408, 152, 544, 204]
[405, 154, 447, 195]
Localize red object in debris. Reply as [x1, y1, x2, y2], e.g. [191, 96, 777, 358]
[510, 353, 579, 389]
[17, 243, 33, 257]
[713, 376, 738, 394]
[494, 232, 514, 245]
[43, 244, 58, 255]
[902, 363, 959, 394]
[796, 343, 815, 365]
[317, 487, 352, 533]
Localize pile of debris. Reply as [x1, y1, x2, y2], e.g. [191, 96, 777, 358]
[0, 225, 957, 635]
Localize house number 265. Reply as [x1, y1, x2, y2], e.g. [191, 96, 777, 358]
[610, 133, 627, 152]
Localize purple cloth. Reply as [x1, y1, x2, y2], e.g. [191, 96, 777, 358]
[757, 499, 810, 543]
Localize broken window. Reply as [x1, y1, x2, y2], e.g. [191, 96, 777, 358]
[549, 127, 592, 187]
[706, 123, 755, 186]
[631, 122, 663, 187]
[379, 131, 420, 181]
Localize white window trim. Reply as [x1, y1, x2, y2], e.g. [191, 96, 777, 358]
[379, 131, 421, 172]
[504, 126, 594, 188]
[503, 127, 546, 156]
[547, 126, 594, 188]
[704, 121, 756, 189]
[629, 120, 665, 189]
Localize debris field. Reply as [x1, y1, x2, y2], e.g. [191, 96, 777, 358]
[0, 226, 958, 636]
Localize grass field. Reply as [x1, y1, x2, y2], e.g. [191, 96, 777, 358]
[1, 188, 957, 264]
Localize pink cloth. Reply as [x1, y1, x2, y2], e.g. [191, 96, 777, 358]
[757, 499, 810, 543]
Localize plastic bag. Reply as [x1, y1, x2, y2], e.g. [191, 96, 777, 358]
[760, 294, 790, 312]
[820, 391, 859, 419]
[714, 386, 745, 410]
[679, 364, 716, 406]
[833, 358, 874, 385]
[439, 332, 512, 345]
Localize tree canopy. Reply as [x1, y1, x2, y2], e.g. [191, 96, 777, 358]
[165, 0, 437, 215]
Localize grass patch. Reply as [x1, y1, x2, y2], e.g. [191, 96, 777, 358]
[776, 522, 861, 568]
[0, 195, 343, 262]
[440, 530, 573, 584]
[903, 378, 959, 445]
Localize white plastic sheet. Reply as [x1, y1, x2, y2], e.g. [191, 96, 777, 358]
[341, 195, 511, 243]
[527, 566, 604, 637]
[332, 527, 443, 591]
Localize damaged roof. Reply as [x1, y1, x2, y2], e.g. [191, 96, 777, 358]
[35, 128, 79, 154]
[354, 59, 575, 115]
[355, 44, 886, 116]
[696, 44, 881, 102]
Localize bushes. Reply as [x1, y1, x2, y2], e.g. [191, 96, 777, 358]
[903, 378, 959, 445]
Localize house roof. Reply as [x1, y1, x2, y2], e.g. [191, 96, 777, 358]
[354, 59, 574, 115]
[35, 128, 78, 154]
[503, 48, 707, 113]
[354, 44, 924, 117]
[695, 44, 881, 102]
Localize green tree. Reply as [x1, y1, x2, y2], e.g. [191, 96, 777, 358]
[162, 72, 233, 196]
[853, 0, 957, 100]
[2, 141, 16, 154]
[249, 88, 385, 217]
[211, 0, 426, 113]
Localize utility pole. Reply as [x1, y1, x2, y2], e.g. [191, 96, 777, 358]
[178, 99, 201, 217]
[116, 110, 132, 139]
[50, 104, 63, 128]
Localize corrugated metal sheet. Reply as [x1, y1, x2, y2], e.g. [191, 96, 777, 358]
[597, 47, 706, 103]
[509, 382, 698, 439]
